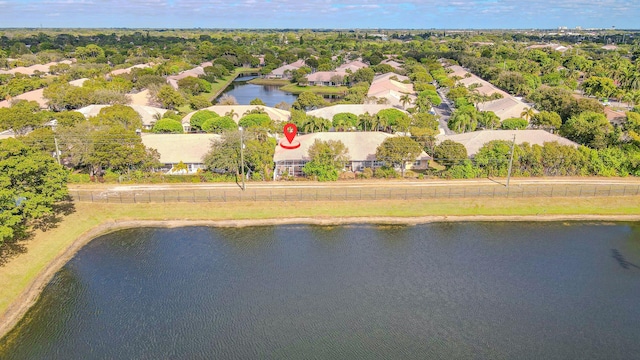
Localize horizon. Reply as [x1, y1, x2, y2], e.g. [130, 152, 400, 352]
[1, 0, 639, 30]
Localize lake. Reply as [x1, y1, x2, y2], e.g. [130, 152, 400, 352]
[216, 76, 298, 107]
[1, 223, 640, 359]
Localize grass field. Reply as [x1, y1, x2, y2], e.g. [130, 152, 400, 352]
[279, 83, 348, 95]
[248, 78, 291, 86]
[1, 196, 640, 337]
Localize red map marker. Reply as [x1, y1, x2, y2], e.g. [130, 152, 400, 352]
[281, 123, 301, 149]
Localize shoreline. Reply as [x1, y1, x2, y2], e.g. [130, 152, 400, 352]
[2, 213, 640, 339]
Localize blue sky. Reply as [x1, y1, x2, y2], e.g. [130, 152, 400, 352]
[0, 0, 638, 29]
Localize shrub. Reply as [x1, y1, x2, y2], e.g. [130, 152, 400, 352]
[201, 116, 236, 133]
[190, 110, 218, 130]
[501, 117, 528, 130]
[152, 118, 183, 133]
[374, 166, 400, 179]
[361, 167, 373, 179]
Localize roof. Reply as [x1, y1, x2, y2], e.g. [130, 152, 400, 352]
[307, 71, 346, 83]
[336, 60, 368, 72]
[182, 105, 291, 124]
[372, 72, 410, 83]
[167, 66, 206, 89]
[270, 60, 306, 76]
[0, 130, 16, 140]
[478, 97, 537, 121]
[436, 130, 578, 156]
[77, 104, 167, 127]
[109, 63, 152, 76]
[0, 88, 47, 109]
[380, 59, 403, 70]
[307, 104, 403, 120]
[274, 132, 429, 162]
[0, 59, 74, 76]
[140, 133, 220, 164]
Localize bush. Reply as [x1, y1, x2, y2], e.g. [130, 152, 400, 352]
[190, 110, 218, 130]
[501, 117, 528, 130]
[239, 113, 272, 128]
[152, 118, 183, 133]
[374, 166, 400, 179]
[361, 167, 373, 179]
[68, 172, 91, 183]
[201, 116, 236, 133]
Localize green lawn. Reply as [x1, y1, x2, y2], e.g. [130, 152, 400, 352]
[248, 78, 291, 86]
[279, 84, 348, 95]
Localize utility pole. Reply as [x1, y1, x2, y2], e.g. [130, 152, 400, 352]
[53, 136, 61, 165]
[239, 126, 245, 191]
[506, 134, 516, 191]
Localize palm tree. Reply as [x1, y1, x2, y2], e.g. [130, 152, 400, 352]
[520, 107, 534, 122]
[225, 109, 239, 121]
[399, 94, 412, 110]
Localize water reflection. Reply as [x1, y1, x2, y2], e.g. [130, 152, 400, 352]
[2, 223, 640, 359]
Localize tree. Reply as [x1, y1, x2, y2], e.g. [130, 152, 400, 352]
[152, 119, 183, 133]
[302, 139, 350, 181]
[249, 98, 266, 106]
[177, 76, 211, 96]
[433, 140, 468, 168]
[0, 138, 69, 245]
[292, 91, 326, 110]
[530, 111, 562, 132]
[560, 111, 614, 149]
[91, 104, 143, 131]
[477, 111, 500, 130]
[203, 129, 275, 180]
[376, 108, 410, 133]
[351, 67, 375, 84]
[238, 113, 272, 129]
[217, 94, 238, 105]
[155, 85, 185, 110]
[202, 116, 236, 133]
[190, 110, 219, 131]
[332, 113, 357, 131]
[520, 107, 535, 122]
[376, 136, 423, 177]
[400, 94, 413, 110]
[89, 125, 159, 174]
[501, 117, 528, 130]
[581, 76, 617, 99]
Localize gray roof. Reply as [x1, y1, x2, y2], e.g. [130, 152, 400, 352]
[436, 130, 578, 157]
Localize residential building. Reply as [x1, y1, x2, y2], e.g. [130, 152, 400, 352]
[436, 130, 578, 157]
[77, 104, 167, 130]
[273, 132, 429, 179]
[140, 133, 220, 174]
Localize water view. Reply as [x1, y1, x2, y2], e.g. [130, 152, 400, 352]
[216, 76, 298, 107]
[2, 223, 640, 359]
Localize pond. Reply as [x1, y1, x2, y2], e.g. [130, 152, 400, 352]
[2, 223, 640, 359]
[216, 76, 298, 107]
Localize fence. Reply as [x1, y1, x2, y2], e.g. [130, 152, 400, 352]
[70, 183, 640, 203]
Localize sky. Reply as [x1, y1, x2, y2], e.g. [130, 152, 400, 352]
[0, 0, 638, 30]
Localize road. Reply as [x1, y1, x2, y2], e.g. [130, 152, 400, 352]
[435, 88, 454, 135]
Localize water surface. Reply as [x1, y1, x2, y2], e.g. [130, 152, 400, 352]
[216, 76, 298, 107]
[1, 223, 640, 359]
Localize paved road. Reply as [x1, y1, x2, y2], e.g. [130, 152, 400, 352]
[435, 89, 455, 135]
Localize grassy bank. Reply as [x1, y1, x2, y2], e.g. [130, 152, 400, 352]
[2, 196, 640, 338]
[279, 83, 348, 95]
[248, 78, 291, 86]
